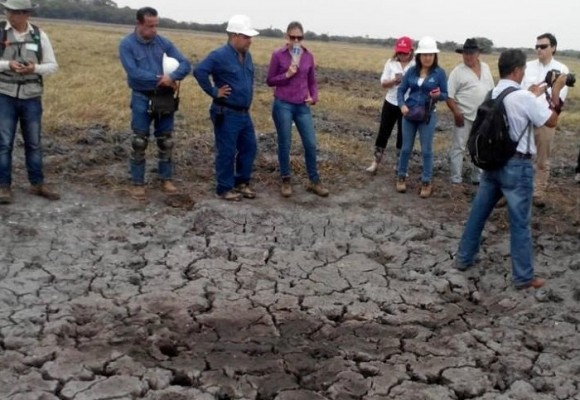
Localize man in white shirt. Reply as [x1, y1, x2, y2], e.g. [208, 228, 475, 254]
[456, 49, 566, 290]
[446, 38, 495, 185]
[521, 33, 569, 207]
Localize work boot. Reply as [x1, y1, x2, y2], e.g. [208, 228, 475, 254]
[306, 181, 329, 197]
[396, 177, 406, 193]
[30, 184, 60, 201]
[235, 183, 256, 199]
[130, 185, 147, 201]
[516, 277, 546, 290]
[0, 186, 12, 204]
[280, 177, 292, 198]
[419, 182, 433, 198]
[161, 180, 178, 194]
[217, 190, 242, 201]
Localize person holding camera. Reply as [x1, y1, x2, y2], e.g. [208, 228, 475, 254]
[365, 36, 414, 175]
[119, 7, 191, 201]
[521, 33, 570, 207]
[0, 0, 59, 204]
[456, 49, 566, 289]
[194, 15, 259, 202]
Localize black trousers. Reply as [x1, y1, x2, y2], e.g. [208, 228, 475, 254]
[375, 100, 403, 151]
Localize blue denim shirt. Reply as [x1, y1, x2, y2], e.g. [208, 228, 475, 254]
[193, 43, 255, 109]
[397, 65, 448, 109]
[119, 31, 191, 92]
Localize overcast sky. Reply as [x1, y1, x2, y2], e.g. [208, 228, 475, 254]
[115, 0, 580, 51]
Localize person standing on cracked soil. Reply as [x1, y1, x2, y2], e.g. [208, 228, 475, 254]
[0, 0, 60, 204]
[455, 49, 567, 290]
[446, 38, 495, 186]
[119, 6, 191, 201]
[266, 21, 329, 198]
[194, 15, 259, 202]
[396, 36, 448, 199]
[365, 36, 414, 175]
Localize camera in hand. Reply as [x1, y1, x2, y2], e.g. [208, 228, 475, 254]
[545, 69, 576, 87]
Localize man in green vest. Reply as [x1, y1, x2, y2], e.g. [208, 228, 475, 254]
[0, 0, 59, 204]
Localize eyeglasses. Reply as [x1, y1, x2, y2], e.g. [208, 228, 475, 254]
[535, 44, 550, 50]
[237, 33, 252, 40]
[288, 35, 304, 41]
[8, 10, 30, 15]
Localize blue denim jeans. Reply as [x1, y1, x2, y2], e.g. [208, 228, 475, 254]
[457, 158, 535, 286]
[398, 113, 437, 183]
[129, 91, 174, 184]
[0, 94, 44, 187]
[272, 98, 320, 183]
[210, 106, 257, 195]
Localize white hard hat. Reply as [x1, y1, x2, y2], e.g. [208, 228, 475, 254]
[163, 53, 179, 75]
[415, 36, 439, 54]
[226, 14, 259, 37]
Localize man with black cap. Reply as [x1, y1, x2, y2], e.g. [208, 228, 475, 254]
[0, 0, 59, 204]
[446, 38, 494, 185]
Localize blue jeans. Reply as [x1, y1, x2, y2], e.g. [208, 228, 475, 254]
[398, 113, 436, 183]
[0, 94, 44, 187]
[457, 158, 535, 286]
[129, 91, 174, 184]
[210, 106, 257, 195]
[272, 99, 320, 182]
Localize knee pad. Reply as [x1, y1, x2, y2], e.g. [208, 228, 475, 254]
[131, 135, 148, 163]
[157, 135, 174, 162]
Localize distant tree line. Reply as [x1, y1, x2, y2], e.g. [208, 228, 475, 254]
[34, 0, 580, 58]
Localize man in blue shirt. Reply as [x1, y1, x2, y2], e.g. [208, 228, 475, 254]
[193, 15, 259, 201]
[119, 7, 190, 200]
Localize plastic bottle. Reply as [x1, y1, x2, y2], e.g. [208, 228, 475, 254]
[291, 43, 301, 65]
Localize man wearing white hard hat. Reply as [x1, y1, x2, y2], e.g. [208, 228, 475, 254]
[119, 6, 191, 200]
[194, 14, 259, 201]
[0, 0, 60, 204]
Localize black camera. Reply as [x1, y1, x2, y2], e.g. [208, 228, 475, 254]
[545, 70, 576, 88]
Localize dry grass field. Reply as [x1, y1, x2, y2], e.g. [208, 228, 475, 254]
[28, 20, 580, 232]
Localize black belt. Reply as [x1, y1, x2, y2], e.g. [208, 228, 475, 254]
[513, 152, 532, 159]
[213, 101, 249, 113]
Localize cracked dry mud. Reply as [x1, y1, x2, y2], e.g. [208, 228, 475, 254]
[1, 181, 579, 400]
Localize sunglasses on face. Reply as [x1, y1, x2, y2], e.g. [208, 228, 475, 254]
[535, 44, 550, 50]
[288, 35, 304, 41]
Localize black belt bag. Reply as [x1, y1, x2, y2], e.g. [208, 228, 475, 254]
[147, 85, 180, 116]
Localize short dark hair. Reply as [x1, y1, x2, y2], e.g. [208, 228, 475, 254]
[414, 53, 439, 75]
[537, 32, 557, 55]
[136, 7, 157, 23]
[498, 49, 526, 78]
[286, 21, 303, 34]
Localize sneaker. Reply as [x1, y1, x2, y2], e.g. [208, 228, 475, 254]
[396, 177, 406, 193]
[516, 277, 545, 290]
[419, 182, 433, 198]
[0, 186, 12, 204]
[306, 181, 329, 197]
[234, 183, 256, 199]
[130, 185, 147, 201]
[30, 184, 60, 201]
[575, 172, 580, 183]
[366, 160, 378, 174]
[161, 180, 178, 194]
[280, 178, 292, 198]
[218, 190, 242, 201]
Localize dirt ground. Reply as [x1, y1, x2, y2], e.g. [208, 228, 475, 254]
[1, 66, 579, 399]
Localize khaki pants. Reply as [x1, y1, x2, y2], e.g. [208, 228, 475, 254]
[533, 125, 556, 198]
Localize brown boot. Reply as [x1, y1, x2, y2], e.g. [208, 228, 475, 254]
[307, 181, 329, 197]
[280, 178, 292, 198]
[235, 183, 256, 199]
[161, 180, 178, 194]
[217, 190, 242, 201]
[130, 185, 147, 201]
[30, 184, 60, 201]
[419, 182, 433, 198]
[396, 177, 406, 193]
[0, 186, 12, 204]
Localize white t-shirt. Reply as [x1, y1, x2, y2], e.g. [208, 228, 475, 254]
[493, 79, 552, 155]
[447, 61, 495, 121]
[521, 58, 569, 107]
[380, 58, 415, 105]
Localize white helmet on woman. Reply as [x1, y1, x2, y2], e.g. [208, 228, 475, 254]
[415, 36, 439, 54]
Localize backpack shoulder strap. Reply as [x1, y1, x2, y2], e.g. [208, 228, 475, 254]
[30, 23, 42, 63]
[496, 86, 519, 104]
[0, 22, 42, 62]
[0, 21, 7, 58]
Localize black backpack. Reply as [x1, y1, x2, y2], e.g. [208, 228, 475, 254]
[0, 21, 43, 62]
[467, 86, 527, 171]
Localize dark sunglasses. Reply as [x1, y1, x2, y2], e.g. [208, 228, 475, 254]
[288, 35, 304, 41]
[8, 9, 30, 15]
[535, 44, 550, 50]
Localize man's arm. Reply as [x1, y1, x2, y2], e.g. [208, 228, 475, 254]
[33, 30, 58, 76]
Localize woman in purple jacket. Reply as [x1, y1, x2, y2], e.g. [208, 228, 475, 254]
[266, 21, 329, 198]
